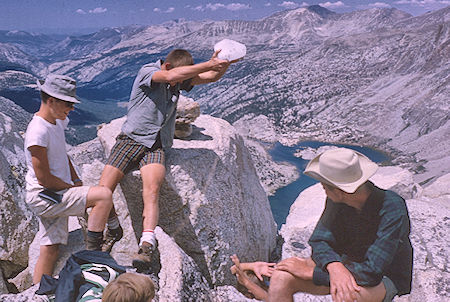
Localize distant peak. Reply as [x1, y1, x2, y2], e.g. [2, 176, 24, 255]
[306, 5, 336, 17]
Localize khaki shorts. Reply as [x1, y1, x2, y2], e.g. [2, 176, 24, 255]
[26, 186, 90, 245]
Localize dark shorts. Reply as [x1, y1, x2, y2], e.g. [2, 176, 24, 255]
[107, 133, 165, 174]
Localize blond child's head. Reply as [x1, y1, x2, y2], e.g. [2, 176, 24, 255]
[165, 49, 194, 68]
[102, 272, 155, 302]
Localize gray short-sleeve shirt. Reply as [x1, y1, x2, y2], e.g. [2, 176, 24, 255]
[121, 60, 192, 149]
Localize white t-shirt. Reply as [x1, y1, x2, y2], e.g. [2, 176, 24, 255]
[24, 115, 71, 192]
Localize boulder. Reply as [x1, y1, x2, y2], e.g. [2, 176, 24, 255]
[155, 227, 211, 302]
[0, 112, 37, 290]
[98, 115, 278, 286]
[0, 284, 47, 302]
[281, 168, 450, 301]
[211, 286, 255, 301]
[233, 115, 298, 195]
[175, 95, 200, 138]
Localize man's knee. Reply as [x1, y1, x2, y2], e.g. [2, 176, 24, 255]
[142, 180, 163, 199]
[271, 269, 297, 289]
[87, 186, 113, 208]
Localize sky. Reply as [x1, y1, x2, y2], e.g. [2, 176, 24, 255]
[1, 0, 449, 34]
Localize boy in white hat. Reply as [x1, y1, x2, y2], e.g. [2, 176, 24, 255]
[267, 148, 412, 302]
[24, 74, 113, 284]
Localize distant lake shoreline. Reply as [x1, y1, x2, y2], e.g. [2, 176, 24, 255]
[268, 141, 390, 229]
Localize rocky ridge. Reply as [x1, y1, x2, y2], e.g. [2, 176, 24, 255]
[0, 110, 277, 301]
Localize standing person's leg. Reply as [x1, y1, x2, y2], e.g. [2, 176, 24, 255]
[132, 147, 165, 271]
[33, 244, 59, 284]
[140, 162, 166, 237]
[99, 165, 125, 252]
[85, 186, 113, 231]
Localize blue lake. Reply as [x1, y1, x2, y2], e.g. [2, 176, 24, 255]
[268, 141, 390, 229]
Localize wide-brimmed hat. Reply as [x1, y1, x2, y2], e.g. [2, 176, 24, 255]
[304, 148, 378, 193]
[36, 74, 80, 103]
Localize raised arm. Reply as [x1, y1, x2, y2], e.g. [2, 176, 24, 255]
[191, 50, 240, 85]
[151, 50, 229, 84]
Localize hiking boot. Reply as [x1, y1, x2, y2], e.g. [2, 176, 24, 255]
[132, 241, 154, 272]
[102, 225, 123, 253]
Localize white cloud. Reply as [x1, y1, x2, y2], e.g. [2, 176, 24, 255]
[395, 0, 450, 4]
[206, 3, 226, 11]
[193, 3, 251, 12]
[89, 7, 107, 14]
[368, 2, 392, 7]
[227, 3, 251, 11]
[264, 2, 272, 6]
[319, 1, 346, 8]
[165, 7, 175, 13]
[279, 1, 300, 9]
[300, 1, 310, 6]
[76, 9, 87, 15]
[153, 7, 161, 12]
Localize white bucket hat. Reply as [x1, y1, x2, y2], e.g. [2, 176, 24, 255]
[304, 148, 378, 193]
[37, 74, 80, 103]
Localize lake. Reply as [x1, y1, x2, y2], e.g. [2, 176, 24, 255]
[268, 141, 390, 229]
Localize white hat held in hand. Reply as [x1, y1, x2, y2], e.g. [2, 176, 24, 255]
[304, 148, 378, 193]
[37, 74, 80, 104]
[214, 39, 246, 61]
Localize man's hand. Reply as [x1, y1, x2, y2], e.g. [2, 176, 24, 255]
[252, 261, 276, 281]
[209, 49, 231, 71]
[230, 255, 252, 287]
[327, 262, 361, 302]
[275, 257, 314, 280]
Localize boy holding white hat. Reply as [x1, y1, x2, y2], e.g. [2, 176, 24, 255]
[267, 148, 412, 302]
[98, 48, 240, 270]
[24, 74, 113, 284]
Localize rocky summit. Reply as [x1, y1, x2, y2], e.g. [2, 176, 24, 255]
[0, 4, 449, 301]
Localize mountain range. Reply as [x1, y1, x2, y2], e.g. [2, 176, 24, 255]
[0, 5, 448, 182]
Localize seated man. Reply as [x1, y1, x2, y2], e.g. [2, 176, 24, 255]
[268, 148, 413, 302]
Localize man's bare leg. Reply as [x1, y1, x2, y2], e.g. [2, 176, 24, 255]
[99, 164, 124, 221]
[268, 257, 387, 302]
[33, 244, 59, 284]
[268, 269, 329, 302]
[140, 163, 166, 233]
[132, 163, 165, 271]
[98, 164, 125, 252]
[85, 186, 113, 232]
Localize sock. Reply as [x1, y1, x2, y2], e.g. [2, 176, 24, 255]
[140, 229, 156, 248]
[107, 216, 120, 230]
[87, 230, 104, 251]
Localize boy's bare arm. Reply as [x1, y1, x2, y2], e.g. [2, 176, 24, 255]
[152, 50, 228, 84]
[29, 145, 73, 191]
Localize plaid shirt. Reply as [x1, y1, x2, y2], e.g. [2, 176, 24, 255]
[308, 182, 413, 295]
